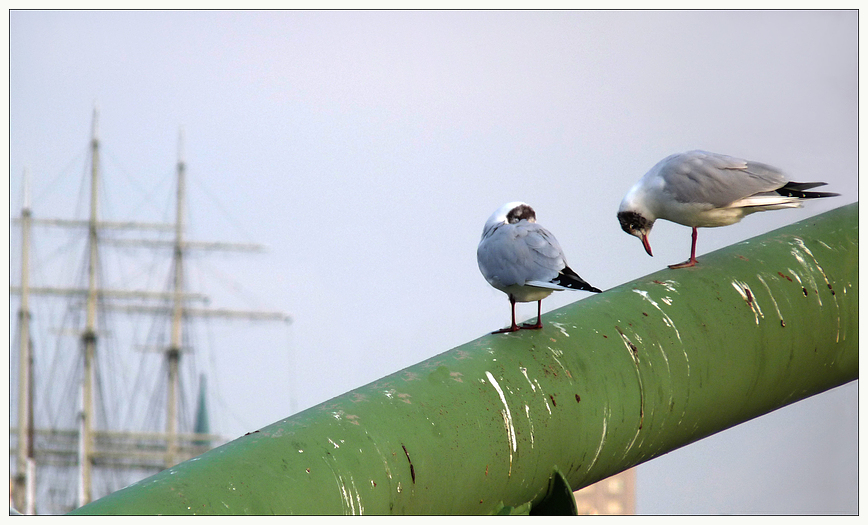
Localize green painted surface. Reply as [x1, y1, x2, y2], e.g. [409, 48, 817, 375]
[71, 203, 857, 515]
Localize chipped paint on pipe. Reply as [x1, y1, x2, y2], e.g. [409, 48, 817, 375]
[71, 203, 857, 515]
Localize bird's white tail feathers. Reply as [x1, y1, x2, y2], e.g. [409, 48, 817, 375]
[727, 194, 806, 211]
[526, 280, 572, 291]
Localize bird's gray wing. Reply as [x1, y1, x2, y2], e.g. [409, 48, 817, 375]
[658, 150, 788, 207]
[477, 221, 564, 287]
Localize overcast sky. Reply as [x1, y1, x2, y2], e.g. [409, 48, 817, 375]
[8, 10, 858, 514]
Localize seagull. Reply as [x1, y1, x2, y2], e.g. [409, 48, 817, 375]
[618, 150, 839, 269]
[477, 202, 602, 334]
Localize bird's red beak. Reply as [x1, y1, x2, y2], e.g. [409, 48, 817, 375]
[641, 234, 653, 257]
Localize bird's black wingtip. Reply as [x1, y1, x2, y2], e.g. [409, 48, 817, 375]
[557, 266, 603, 293]
[777, 181, 841, 199]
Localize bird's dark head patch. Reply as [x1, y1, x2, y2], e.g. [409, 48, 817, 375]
[617, 210, 653, 236]
[507, 204, 536, 224]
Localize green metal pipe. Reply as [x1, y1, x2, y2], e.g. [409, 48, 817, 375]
[71, 203, 857, 515]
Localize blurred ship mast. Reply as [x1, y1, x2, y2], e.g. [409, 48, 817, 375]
[10, 108, 291, 512]
[12, 167, 35, 515]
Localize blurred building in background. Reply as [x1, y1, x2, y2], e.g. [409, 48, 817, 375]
[573, 468, 636, 515]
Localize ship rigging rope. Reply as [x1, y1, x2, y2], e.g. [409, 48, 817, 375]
[101, 147, 175, 221]
[189, 172, 260, 245]
[30, 146, 87, 208]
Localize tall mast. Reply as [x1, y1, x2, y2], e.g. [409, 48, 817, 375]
[13, 168, 34, 513]
[79, 106, 100, 506]
[166, 129, 186, 467]
[9, 112, 291, 512]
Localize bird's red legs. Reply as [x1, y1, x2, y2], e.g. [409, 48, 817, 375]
[669, 227, 698, 269]
[520, 300, 544, 330]
[492, 298, 545, 334]
[492, 296, 521, 333]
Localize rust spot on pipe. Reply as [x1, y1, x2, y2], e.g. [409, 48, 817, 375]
[575, 394, 581, 403]
[745, 288, 753, 305]
[778, 271, 793, 282]
[401, 444, 415, 484]
[549, 394, 557, 407]
[802, 287, 808, 297]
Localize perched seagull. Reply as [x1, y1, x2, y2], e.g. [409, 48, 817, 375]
[477, 202, 602, 334]
[618, 150, 839, 269]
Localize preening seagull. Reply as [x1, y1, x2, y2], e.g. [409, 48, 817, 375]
[477, 202, 602, 334]
[617, 150, 839, 269]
